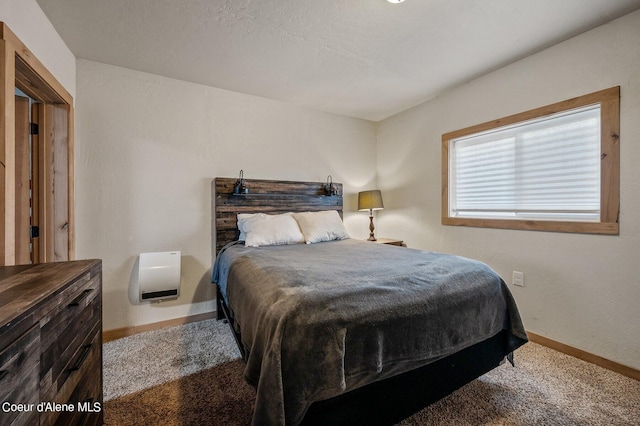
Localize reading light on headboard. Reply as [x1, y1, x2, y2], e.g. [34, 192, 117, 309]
[324, 175, 337, 196]
[233, 170, 249, 194]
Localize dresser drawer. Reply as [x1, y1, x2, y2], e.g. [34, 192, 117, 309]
[40, 322, 102, 426]
[0, 325, 40, 426]
[55, 371, 103, 426]
[39, 269, 100, 333]
[40, 272, 101, 403]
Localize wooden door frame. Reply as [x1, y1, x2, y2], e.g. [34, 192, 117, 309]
[0, 22, 75, 265]
[14, 94, 30, 264]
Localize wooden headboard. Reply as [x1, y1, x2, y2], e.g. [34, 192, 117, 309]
[212, 177, 343, 254]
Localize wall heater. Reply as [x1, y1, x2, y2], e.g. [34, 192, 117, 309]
[138, 251, 181, 302]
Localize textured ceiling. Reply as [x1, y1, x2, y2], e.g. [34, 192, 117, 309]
[37, 0, 640, 121]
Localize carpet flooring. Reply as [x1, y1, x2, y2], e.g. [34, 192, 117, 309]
[103, 319, 640, 425]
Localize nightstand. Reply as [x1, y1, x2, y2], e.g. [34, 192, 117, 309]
[373, 238, 406, 247]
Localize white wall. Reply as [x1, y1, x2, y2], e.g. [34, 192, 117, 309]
[75, 59, 377, 331]
[376, 10, 640, 370]
[0, 0, 76, 98]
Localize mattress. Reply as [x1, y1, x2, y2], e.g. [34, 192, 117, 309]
[213, 239, 527, 425]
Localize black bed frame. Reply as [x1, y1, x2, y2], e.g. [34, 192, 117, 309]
[212, 177, 517, 424]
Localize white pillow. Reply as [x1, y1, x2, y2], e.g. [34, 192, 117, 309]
[237, 213, 305, 247]
[237, 213, 256, 241]
[293, 210, 350, 244]
[237, 213, 280, 241]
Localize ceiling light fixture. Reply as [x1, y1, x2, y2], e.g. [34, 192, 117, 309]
[387, 0, 405, 3]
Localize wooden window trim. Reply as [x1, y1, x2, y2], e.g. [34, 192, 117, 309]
[442, 87, 620, 235]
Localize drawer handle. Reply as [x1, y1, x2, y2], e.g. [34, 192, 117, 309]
[0, 370, 8, 381]
[68, 289, 93, 307]
[69, 344, 92, 372]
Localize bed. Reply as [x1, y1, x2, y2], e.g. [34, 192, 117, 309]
[211, 177, 527, 425]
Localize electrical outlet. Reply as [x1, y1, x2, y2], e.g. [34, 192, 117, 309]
[512, 271, 524, 287]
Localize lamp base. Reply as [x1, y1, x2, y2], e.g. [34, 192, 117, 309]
[368, 214, 376, 241]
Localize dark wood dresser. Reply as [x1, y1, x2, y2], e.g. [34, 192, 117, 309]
[0, 260, 102, 426]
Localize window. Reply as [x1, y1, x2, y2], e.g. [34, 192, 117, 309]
[442, 87, 619, 234]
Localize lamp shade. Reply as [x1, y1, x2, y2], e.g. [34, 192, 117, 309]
[358, 190, 384, 211]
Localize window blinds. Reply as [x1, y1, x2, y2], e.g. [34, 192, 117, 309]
[450, 105, 601, 221]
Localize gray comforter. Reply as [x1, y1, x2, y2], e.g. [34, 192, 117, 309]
[213, 239, 527, 425]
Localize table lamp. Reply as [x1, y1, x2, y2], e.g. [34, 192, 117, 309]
[358, 190, 384, 241]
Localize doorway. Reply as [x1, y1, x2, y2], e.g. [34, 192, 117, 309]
[1, 22, 74, 266]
